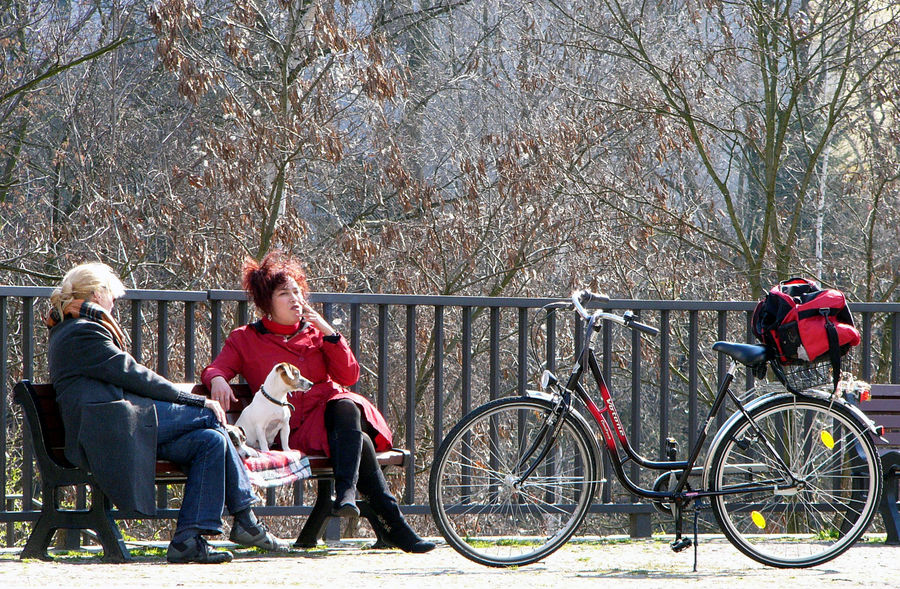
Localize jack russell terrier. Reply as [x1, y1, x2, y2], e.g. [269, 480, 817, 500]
[235, 362, 312, 453]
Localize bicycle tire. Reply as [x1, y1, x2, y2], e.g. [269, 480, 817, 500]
[428, 396, 599, 567]
[707, 394, 882, 568]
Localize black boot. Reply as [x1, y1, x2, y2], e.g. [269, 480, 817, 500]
[364, 489, 435, 553]
[357, 436, 434, 554]
[328, 429, 363, 518]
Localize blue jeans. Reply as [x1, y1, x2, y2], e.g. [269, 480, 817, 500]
[154, 401, 256, 536]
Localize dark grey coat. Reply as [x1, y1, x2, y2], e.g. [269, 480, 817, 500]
[48, 318, 205, 515]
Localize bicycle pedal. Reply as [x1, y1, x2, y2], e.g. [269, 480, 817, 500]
[670, 538, 693, 552]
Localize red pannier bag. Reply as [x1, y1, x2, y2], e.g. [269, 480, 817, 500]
[752, 278, 860, 389]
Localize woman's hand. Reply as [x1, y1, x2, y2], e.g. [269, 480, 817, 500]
[204, 397, 227, 425]
[301, 299, 336, 336]
[210, 376, 237, 410]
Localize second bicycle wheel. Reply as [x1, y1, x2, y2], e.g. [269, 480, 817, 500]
[429, 396, 598, 567]
[707, 394, 882, 568]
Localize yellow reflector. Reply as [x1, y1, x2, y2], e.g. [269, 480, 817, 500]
[820, 430, 835, 449]
[751, 511, 766, 529]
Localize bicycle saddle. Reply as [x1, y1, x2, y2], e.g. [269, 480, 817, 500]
[712, 341, 769, 367]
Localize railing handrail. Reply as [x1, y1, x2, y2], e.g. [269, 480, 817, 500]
[3, 284, 897, 310]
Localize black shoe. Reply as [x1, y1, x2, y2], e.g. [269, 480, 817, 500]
[229, 519, 289, 552]
[166, 536, 233, 564]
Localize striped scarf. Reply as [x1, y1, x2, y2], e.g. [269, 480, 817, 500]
[45, 299, 128, 350]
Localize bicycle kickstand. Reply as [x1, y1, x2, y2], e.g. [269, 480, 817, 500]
[670, 500, 693, 553]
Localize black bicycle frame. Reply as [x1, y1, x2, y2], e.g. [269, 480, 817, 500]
[549, 313, 781, 503]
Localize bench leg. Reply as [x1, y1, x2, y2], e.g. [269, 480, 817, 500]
[294, 479, 335, 548]
[20, 513, 57, 561]
[90, 489, 131, 563]
[880, 472, 900, 545]
[20, 486, 130, 562]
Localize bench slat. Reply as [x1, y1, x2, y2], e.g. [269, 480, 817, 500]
[869, 384, 900, 399]
[874, 433, 900, 447]
[869, 415, 900, 429]
[860, 398, 900, 411]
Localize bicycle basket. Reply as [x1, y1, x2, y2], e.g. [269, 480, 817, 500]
[770, 356, 850, 393]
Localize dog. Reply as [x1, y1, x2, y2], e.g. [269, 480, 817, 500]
[224, 423, 259, 459]
[235, 362, 313, 453]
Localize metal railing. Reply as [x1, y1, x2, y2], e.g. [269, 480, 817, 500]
[2, 286, 899, 546]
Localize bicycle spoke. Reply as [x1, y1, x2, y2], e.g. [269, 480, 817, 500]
[430, 398, 597, 567]
[709, 396, 881, 568]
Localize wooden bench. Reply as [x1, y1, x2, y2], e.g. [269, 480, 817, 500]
[855, 383, 900, 545]
[13, 379, 409, 561]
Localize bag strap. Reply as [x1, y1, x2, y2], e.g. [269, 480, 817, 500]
[823, 312, 841, 392]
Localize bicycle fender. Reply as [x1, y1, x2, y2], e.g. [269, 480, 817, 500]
[524, 389, 556, 403]
[796, 389, 883, 436]
[524, 390, 596, 428]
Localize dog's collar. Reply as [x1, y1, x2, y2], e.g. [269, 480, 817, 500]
[260, 385, 295, 411]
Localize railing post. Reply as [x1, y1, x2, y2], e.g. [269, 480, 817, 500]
[461, 306, 472, 416]
[210, 297, 222, 358]
[350, 303, 360, 393]
[405, 305, 416, 504]
[658, 310, 670, 460]
[377, 304, 388, 415]
[893, 313, 899, 384]
[628, 310, 650, 539]
[184, 301, 195, 380]
[22, 297, 34, 512]
[433, 306, 444, 459]
[688, 310, 699, 448]
[130, 299, 143, 363]
[518, 307, 528, 396]
[0, 297, 8, 547]
[716, 310, 728, 429]
[157, 301, 169, 379]
[601, 318, 612, 504]
[490, 306, 500, 401]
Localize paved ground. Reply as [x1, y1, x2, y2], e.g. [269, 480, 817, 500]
[0, 535, 895, 589]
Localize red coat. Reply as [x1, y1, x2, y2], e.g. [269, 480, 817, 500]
[201, 321, 393, 456]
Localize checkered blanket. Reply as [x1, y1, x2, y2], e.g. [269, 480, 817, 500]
[242, 450, 311, 488]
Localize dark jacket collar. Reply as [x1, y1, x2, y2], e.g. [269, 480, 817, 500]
[250, 319, 309, 337]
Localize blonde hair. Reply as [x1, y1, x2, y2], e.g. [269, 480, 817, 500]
[50, 262, 126, 317]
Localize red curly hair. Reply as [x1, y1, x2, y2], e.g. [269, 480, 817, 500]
[241, 251, 309, 317]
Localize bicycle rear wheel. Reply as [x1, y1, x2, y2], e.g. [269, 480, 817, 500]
[428, 397, 598, 567]
[708, 394, 881, 568]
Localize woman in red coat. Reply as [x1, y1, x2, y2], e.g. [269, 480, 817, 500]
[202, 251, 433, 553]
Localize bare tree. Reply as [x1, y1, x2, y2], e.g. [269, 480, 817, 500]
[539, 0, 900, 298]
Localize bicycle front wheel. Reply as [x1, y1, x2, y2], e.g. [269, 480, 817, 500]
[708, 394, 882, 568]
[428, 397, 598, 567]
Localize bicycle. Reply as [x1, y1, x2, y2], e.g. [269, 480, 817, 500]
[428, 289, 883, 569]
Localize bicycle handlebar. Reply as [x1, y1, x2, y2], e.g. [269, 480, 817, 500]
[571, 289, 608, 318]
[622, 310, 660, 336]
[564, 290, 659, 337]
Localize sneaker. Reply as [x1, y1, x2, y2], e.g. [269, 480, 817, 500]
[229, 518, 289, 552]
[166, 536, 233, 564]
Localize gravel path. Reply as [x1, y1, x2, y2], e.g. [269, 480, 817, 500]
[1, 535, 894, 589]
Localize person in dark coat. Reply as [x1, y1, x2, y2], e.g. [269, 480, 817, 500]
[47, 262, 287, 564]
[202, 251, 434, 553]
